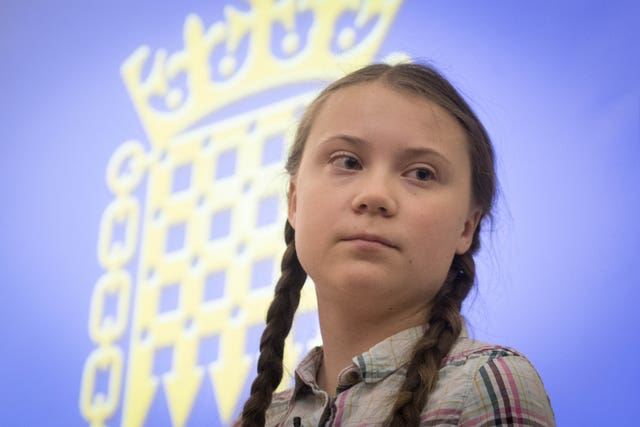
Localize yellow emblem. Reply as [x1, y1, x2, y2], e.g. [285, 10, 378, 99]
[80, 1, 403, 425]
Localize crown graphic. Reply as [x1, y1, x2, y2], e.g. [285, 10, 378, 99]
[121, 0, 404, 146]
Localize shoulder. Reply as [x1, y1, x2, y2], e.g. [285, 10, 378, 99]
[229, 388, 295, 427]
[438, 337, 556, 426]
[245, 386, 295, 426]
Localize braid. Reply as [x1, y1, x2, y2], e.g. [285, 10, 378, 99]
[385, 228, 480, 427]
[241, 221, 307, 427]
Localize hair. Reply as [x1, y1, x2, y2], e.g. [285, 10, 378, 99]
[241, 62, 496, 426]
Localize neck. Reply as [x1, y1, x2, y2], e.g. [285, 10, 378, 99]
[314, 297, 427, 396]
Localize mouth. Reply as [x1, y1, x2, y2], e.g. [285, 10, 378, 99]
[343, 233, 398, 249]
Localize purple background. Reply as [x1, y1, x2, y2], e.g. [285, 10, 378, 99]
[1, 1, 638, 425]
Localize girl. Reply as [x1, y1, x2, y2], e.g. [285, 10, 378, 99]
[236, 63, 555, 426]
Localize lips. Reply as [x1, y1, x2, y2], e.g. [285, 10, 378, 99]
[343, 233, 398, 249]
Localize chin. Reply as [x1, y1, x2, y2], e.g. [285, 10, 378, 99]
[317, 270, 393, 297]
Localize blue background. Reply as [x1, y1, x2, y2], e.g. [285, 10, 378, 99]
[1, 0, 638, 425]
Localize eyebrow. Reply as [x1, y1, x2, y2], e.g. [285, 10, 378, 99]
[320, 134, 453, 167]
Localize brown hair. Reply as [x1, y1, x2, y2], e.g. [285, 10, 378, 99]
[241, 63, 496, 426]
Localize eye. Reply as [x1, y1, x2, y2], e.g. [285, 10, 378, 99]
[405, 166, 436, 182]
[330, 153, 362, 170]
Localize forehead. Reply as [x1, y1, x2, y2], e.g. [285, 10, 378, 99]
[306, 81, 469, 161]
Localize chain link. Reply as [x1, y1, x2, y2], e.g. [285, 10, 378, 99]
[89, 271, 132, 346]
[79, 346, 123, 424]
[98, 197, 139, 270]
[106, 140, 147, 196]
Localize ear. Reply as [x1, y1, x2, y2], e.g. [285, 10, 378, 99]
[455, 207, 482, 255]
[287, 179, 297, 229]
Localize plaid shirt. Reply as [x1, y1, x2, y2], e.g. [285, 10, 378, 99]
[240, 324, 555, 426]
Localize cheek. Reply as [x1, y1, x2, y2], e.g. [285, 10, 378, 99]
[291, 190, 326, 273]
[294, 192, 322, 231]
[411, 209, 464, 260]
[293, 217, 313, 276]
[295, 178, 341, 226]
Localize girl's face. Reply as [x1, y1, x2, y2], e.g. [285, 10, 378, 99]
[288, 81, 481, 320]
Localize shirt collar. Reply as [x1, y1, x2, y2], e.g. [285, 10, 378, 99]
[353, 324, 427, 384]
[292, 319, 469, 394]
[293, 346, 323, 396]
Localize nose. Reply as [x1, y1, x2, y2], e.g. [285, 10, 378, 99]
[351, 175, 397, 217]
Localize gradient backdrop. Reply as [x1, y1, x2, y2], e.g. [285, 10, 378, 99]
[1, 1, 638, 426]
